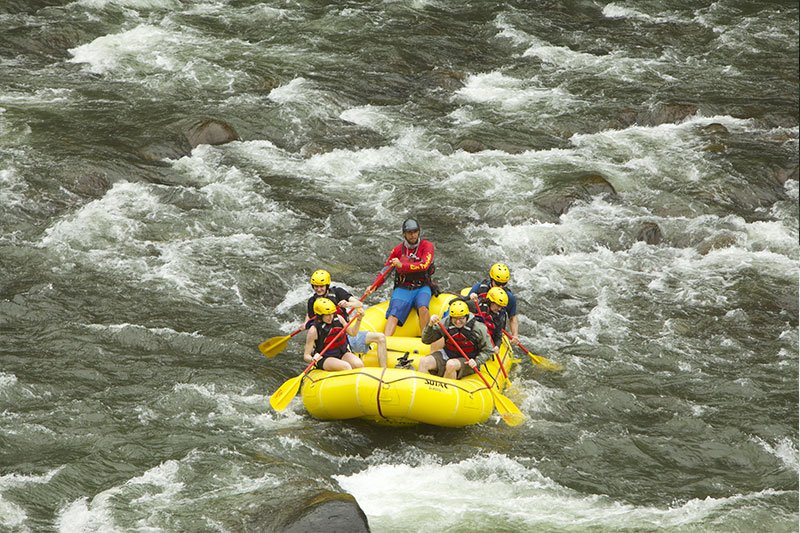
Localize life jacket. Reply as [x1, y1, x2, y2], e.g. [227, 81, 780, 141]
[443, 316, 480, 359]
[394, 242, 435, 290]
[474, 279, 492, 299]
[313, 318, 349, 357]
[477, 299, 507, 346]
[307, 289, 348, 321]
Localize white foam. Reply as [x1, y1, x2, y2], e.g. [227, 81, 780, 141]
[0, 168, 29, 208]
[268, 77, 313, 104]
[752, 437, 799, 473]
[57, 450, 280, 532]
[40, 181, 160, 250]
[71, 0, 180, 8]
[337, 452, 796, 530]
[0, 372, 18, 391]
[602, 4, 683, 24]
[67, 23, 251, 91]
[0, 495, 27, 531]
[455, 71, 581, 113]
[0, 466, 64, 530]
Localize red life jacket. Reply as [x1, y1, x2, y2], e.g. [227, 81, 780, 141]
[477, 299, 506, 346]
[443, 317, 480, 359]
[314, 319, 349, 357]
[393, 241, 435, 290]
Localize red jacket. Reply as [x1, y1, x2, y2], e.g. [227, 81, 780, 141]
[376, 239, 435, 289]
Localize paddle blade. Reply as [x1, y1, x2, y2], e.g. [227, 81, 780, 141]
[269, 374, 303, 411]
[530, 354, 563, 372]
[259, 335, 290, 358]
[489, 389, 525, 426]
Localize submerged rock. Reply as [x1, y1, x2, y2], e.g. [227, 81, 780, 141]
[65, 172, 111, 198]
[534, 173, 618, 218]
[636, 222, 663, 245]
[137, 118, 240, 161]
[646, 103, 698, 126]
[183, 119, 240, 148]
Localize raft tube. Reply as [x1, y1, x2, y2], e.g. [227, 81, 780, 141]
[300, 293, 515, 427]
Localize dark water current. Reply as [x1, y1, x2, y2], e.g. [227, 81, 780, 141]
[0, 0, 798, 531]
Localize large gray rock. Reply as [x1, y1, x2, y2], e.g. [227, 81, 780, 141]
[277, 491, 370, 533]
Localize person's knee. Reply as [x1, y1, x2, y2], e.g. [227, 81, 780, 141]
[368, 332, 386, 345]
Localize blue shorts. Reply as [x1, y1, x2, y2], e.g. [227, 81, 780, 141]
[386, 286, 432, 326]
[347, 331, 369, 353]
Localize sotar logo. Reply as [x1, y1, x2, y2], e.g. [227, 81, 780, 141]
[424, 379, 447, 389]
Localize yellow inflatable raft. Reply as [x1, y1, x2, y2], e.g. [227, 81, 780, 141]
[299, 293, 515, 427]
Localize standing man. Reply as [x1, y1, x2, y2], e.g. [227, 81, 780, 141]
[365, 218, 436, 336]
[305, 269, 388, 368]
[469, 263, 520, 345]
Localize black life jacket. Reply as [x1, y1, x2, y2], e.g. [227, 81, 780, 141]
[477, 299, 507, 346]
[443, 316, 480, 359]
[307, 288, 348, 321]
[314, 318, 349, 357]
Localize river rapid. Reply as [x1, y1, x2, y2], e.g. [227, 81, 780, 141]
[0, 0, 798, 531]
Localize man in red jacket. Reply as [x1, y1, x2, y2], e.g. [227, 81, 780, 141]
[366, 218, 437, 336]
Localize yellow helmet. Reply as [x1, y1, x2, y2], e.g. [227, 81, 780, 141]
[489, 263, 510, 284]
[313, 297, 337, 316]
[449, 300, 470, 318]
[310, 269, 331, 286]
[487, 287, 508, 307]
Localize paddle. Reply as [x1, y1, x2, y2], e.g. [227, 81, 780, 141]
[269, 314, 360, 411]
[473, 308, 509, 382]
[502, 329, 563, 371]
[435, 319, 524, 426]
[260, 265, 393, 358]
[259, 318, 315, 359]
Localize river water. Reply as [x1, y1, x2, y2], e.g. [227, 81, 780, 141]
[1, 1, 797, 531]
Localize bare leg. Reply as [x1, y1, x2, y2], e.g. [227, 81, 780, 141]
[342, 352, 364, 369]
[417, 355, 437, 375]
[417, 306, 430, 335]
[384, 315, 399, 337]
[323, 358, 353, 371]
[365, 332, 387, 368]
[443, 359, 462, 380]
[430, 337, 444, 352]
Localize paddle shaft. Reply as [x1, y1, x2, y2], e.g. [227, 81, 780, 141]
[501, 328, 561, 370]
[503, 328, 542, 358]
[434, 318, 493, 390]
[473, 307, 509, 380]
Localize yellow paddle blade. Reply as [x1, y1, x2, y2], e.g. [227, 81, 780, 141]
[259, 335, 290, 358]
[500, 412, 526, 427]
[269, 374, 303, 411]
[489, 388, 525, 426]
[530, 353, 563, 372]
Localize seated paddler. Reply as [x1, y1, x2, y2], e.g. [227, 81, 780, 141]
[418, 300, 493, 380]
[303, 298, 365, 371]
[305, 269, 387, 367]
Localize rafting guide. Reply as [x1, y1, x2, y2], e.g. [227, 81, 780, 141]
[364, 217, 438, 337]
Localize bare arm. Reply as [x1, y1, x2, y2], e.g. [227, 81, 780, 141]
[303, 326, 319, 363]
